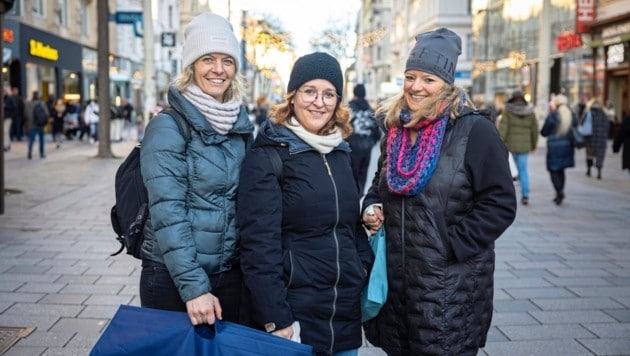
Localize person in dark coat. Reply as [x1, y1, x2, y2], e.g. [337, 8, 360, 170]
[238, 52, 374, 355]
[581, 97, 610, 179]
[9, 86, 24, 142]
[540, 94, 577, 205]
[612, 113, 630, 175]
[347, 83, 381, 196]
[361, 28, 517, 355]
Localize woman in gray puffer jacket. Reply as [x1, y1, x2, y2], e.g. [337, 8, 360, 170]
[139, 13, 253, 326]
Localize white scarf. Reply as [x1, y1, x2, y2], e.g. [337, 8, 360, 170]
[182, 84, 240, 135]
[284, 117, 343, 154]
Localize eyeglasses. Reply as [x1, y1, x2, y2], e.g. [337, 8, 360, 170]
[297, 87, 339, 107]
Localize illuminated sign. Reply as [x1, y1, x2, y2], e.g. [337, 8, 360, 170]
[29, 39, 59, 61]
[556, 32, 582, 52]
[576, 0, 596, 34]
[2, 28, 13, 43]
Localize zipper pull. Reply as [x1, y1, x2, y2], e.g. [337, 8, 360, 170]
[322, 155, 332, 175]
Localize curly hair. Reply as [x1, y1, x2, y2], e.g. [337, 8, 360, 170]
[269, 90, 353, 138]
[173, 63, 248, 103]
[376, 83, 474, 130]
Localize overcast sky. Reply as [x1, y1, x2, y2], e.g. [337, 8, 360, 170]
[230, 0, 361, 55]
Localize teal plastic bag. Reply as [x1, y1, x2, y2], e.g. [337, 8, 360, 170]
[361, 228, 387, 322]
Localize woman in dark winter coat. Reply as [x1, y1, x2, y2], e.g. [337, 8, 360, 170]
[238, 52, 374, 356]
[613, 113, 630, 175]
[139, 13, 254, 326]
[581, 97, 610, 179]
[347, 84, 381, 195]
[361, 28, 517, 355]
[540, 94, 577, 205]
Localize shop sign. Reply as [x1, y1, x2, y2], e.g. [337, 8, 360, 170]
[575, 0, 596, 34]
[29, 39, 59, 61]
[2, 28, 13, 43]
[556, 32, 582, 52]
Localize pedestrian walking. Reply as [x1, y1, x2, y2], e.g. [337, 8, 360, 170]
[580, 97, 610, 179]
[51, 97, 66, 149]
[83, 99, 99, 143]
[3, 84, 15, 152]
[24, 91, 49, 159]
[347, 83, 381, 195]
[540, 94, 577, 205]
[498, 89, 539, 205]
[612, 113, 630, 176]
[139, 12, 254, 326]
[360, 28, 517, 355]
[238, 52, 374, 355]
[9, 86, 24, 142]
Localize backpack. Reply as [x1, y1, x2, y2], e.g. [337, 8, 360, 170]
[33, 102, 49, 127]
[110, 108, 191, 258]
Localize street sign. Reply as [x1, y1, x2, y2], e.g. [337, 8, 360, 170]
[161, 32, 176, 47]
[113, 11, 143, 38]
[114, 11, 142, 24]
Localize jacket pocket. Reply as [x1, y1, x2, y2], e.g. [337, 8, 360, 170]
[433, 210, 456, 261]
[283, 250, 294, 288]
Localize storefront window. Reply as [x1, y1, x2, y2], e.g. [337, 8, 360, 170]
[62, 69, 80, 102]
[25, 61, 55, 102]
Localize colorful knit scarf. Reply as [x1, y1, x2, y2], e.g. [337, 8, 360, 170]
[386, 112, 448, 196]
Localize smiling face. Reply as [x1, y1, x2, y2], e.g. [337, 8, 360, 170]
[193, 53, 236, 102]
[292, 79, 338, 135]
[403, 69, 445, 112]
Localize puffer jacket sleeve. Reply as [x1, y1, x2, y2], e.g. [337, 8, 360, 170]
[238, 146, 294, 330]
[449, 117, 517, 262]
[141, 114, 210, 302]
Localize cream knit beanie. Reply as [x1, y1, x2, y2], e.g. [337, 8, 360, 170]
[182, 13, 240, 69]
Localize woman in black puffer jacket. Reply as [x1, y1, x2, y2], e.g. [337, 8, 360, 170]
[361, 28, 516, 356]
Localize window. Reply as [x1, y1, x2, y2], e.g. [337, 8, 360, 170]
[57, 0, 68, 26]
[32, 0, 44, 16]
[79, 1, 87, 35]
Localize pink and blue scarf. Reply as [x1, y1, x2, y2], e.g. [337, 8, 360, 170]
[386, 112, 448, 196]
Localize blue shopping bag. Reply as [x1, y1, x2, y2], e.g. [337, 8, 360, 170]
[90, 305, 312, 356]
[361, 228, 387, 322]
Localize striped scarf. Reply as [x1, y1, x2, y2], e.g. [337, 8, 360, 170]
[386, 115, 448, 196]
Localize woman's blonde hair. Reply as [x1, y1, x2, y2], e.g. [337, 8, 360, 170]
[269, 90, 353, 138]
[376, 83, 474, 130]
[173, 63, 248, 102]
[553, 94, 572, 136]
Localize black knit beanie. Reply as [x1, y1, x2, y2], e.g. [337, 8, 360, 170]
[287, 52, 344, 99]
[405, 28, 461, 84]
[353, 84, 366, 98]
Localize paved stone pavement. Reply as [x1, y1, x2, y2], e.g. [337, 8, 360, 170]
[0, 137, 629, 355]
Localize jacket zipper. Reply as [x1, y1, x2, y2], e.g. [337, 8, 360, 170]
[322, 154, 340, 355]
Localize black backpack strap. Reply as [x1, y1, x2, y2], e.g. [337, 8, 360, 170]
[261, 145, 283, 184]
[162, 107, 191, 142]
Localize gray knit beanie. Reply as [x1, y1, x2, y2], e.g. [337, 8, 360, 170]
[287, 52, 344, 99]
[182, 13, 240, 70]
[405, 28, 461, 84]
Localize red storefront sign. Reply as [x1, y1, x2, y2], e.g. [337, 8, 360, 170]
[576, 0, 596, 34]
[556, 32, 582, 52]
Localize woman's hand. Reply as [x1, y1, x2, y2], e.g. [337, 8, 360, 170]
[185, 293, 223, 325]
[362, 205, 384, 235]
[272, 324, 294, 339]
